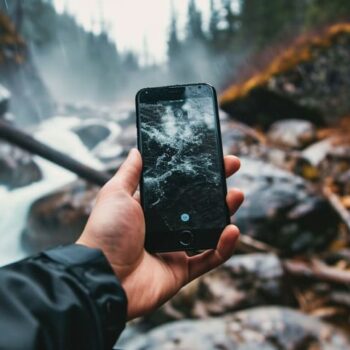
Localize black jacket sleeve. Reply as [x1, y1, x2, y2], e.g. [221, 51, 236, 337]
[0, 244, 127, 350]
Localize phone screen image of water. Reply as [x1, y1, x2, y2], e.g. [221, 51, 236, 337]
[140, 96, 227, 232]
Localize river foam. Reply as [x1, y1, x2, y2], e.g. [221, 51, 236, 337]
[0, 116, 102, 266]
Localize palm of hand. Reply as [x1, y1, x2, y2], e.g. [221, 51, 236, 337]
[78, 149, 243, 319]
[81, 186, 189, 319]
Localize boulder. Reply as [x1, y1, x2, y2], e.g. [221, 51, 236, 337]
[320, 145, 350, 181]
[336, 169, 350, 198]
[229, 157, 338, 254]
[74, 122, 111, 150]
[22, 181, 98, 253]
[92, 122, 136, 171]
[0, 12, 54, 125]
[220, 119, 261, 155]
[301, 138, 334, 166]
[143, 254, 287, 325]
[267, 119, 316, 149]
[220, 23, 350, 127]
[65, 106, 136, 170]
[90, 120, 129, 170]
[123, 307, 350, 350]
[0, 140, 42, 189]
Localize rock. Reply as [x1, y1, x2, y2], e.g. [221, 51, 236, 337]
[92, 138, 124, 170]
[93, 123, 136, 171]
[302, 138, 334, 166]
[91, 121, 128, 169]
[0, 140, 42, 189]
[229, 157, 338, 254]
[64, 106, 136, 170]
[220, 119, 260, 155]
[74, 121, 111, 149]
[0, 12, 54, 124]
[320, 145, 350, 185]
[22, 181, 98, 253]
[144, 254, 287, 325]
[123, 307, 350, 349]
[267, 119, 316, 149]
[0, 84, 10, 117]
[336, 169, 350, 197]
[220, 23, 350, 127]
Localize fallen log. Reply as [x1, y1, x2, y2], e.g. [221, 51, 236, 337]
[0, 121, 110, 186]
[323, 186, 350, 232]
[237, 234, 280, 254]
[284, 258, 350, 285]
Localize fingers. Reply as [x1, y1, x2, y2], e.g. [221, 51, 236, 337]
[107, 148, 142, 195]
[227, 188, 244, 216]
[224, 155, 240, 178]
[188, 225, 239, 281]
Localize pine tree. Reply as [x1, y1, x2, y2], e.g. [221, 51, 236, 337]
[209, 0, 220, 41]
[186, 0, 204, 42]
[167, 10, 181, 62]
[239, 0, 302, 50]
[222, 0, 236, 34]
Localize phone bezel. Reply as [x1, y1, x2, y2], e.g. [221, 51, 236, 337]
[135, 83, 230, 252]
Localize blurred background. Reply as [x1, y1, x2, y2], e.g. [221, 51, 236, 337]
[1, 0, 350, 348]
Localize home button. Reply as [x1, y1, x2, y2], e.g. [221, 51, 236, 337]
[179, 230, 194, 246]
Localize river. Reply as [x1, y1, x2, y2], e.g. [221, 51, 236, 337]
[0, 116, 104, 266]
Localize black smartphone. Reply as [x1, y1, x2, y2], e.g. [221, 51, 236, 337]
[136, 83, 229, 252]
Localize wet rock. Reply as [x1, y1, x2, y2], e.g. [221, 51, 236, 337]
[220, 24, 350, 127]
[93, 122, 132, 169]
[0, 84, 10, 117]
[69, 116, 128, 170]
[74, 122, 111, 149]
[144, 254, 287, 325]
[302, 138, 334, 166]
[124, 307, 350, 350]
[22, 181, 98, 253]
[92, 138, 124, 170]
[0, 140, 42, 189]
[229, 157, 338, 255]
[93, 123, 136, 171]
[0, 12, 54, 124]
[220, 119, 260, 155]
[267, 119, 316, 149]
[336, 169, 350, 197]
[320, 145, 350, 186]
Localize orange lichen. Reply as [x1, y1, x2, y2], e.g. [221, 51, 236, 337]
[0, 11, 25, 64]
[220, 23, 350, 106]
[317, 116, 350, 146]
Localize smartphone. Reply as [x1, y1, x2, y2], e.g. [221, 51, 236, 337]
[136, 83, 229, 252]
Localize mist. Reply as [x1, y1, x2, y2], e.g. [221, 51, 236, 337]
[22, 0, 250, 109]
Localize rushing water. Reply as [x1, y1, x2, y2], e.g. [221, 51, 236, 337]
[0, 116, 103, 266]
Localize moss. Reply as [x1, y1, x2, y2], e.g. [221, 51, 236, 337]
[220, 22, 350, 107]
[0, 11, 25, 64]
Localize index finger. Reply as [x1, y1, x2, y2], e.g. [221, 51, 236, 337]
[224, 155, 240, 178]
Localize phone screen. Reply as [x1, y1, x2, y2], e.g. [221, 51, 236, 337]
[138, 85, 228, 235]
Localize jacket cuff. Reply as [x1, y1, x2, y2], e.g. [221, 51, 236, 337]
[42, 244, 127, 348]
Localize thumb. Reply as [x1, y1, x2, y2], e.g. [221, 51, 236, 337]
[108, 148, 142, 194]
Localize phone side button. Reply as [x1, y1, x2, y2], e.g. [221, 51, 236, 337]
[179, 230, 194, 247]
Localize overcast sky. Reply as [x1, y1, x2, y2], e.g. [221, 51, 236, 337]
[54, 0, 212, 64]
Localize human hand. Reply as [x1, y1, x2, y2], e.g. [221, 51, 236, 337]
[77, 148, 244, 320]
